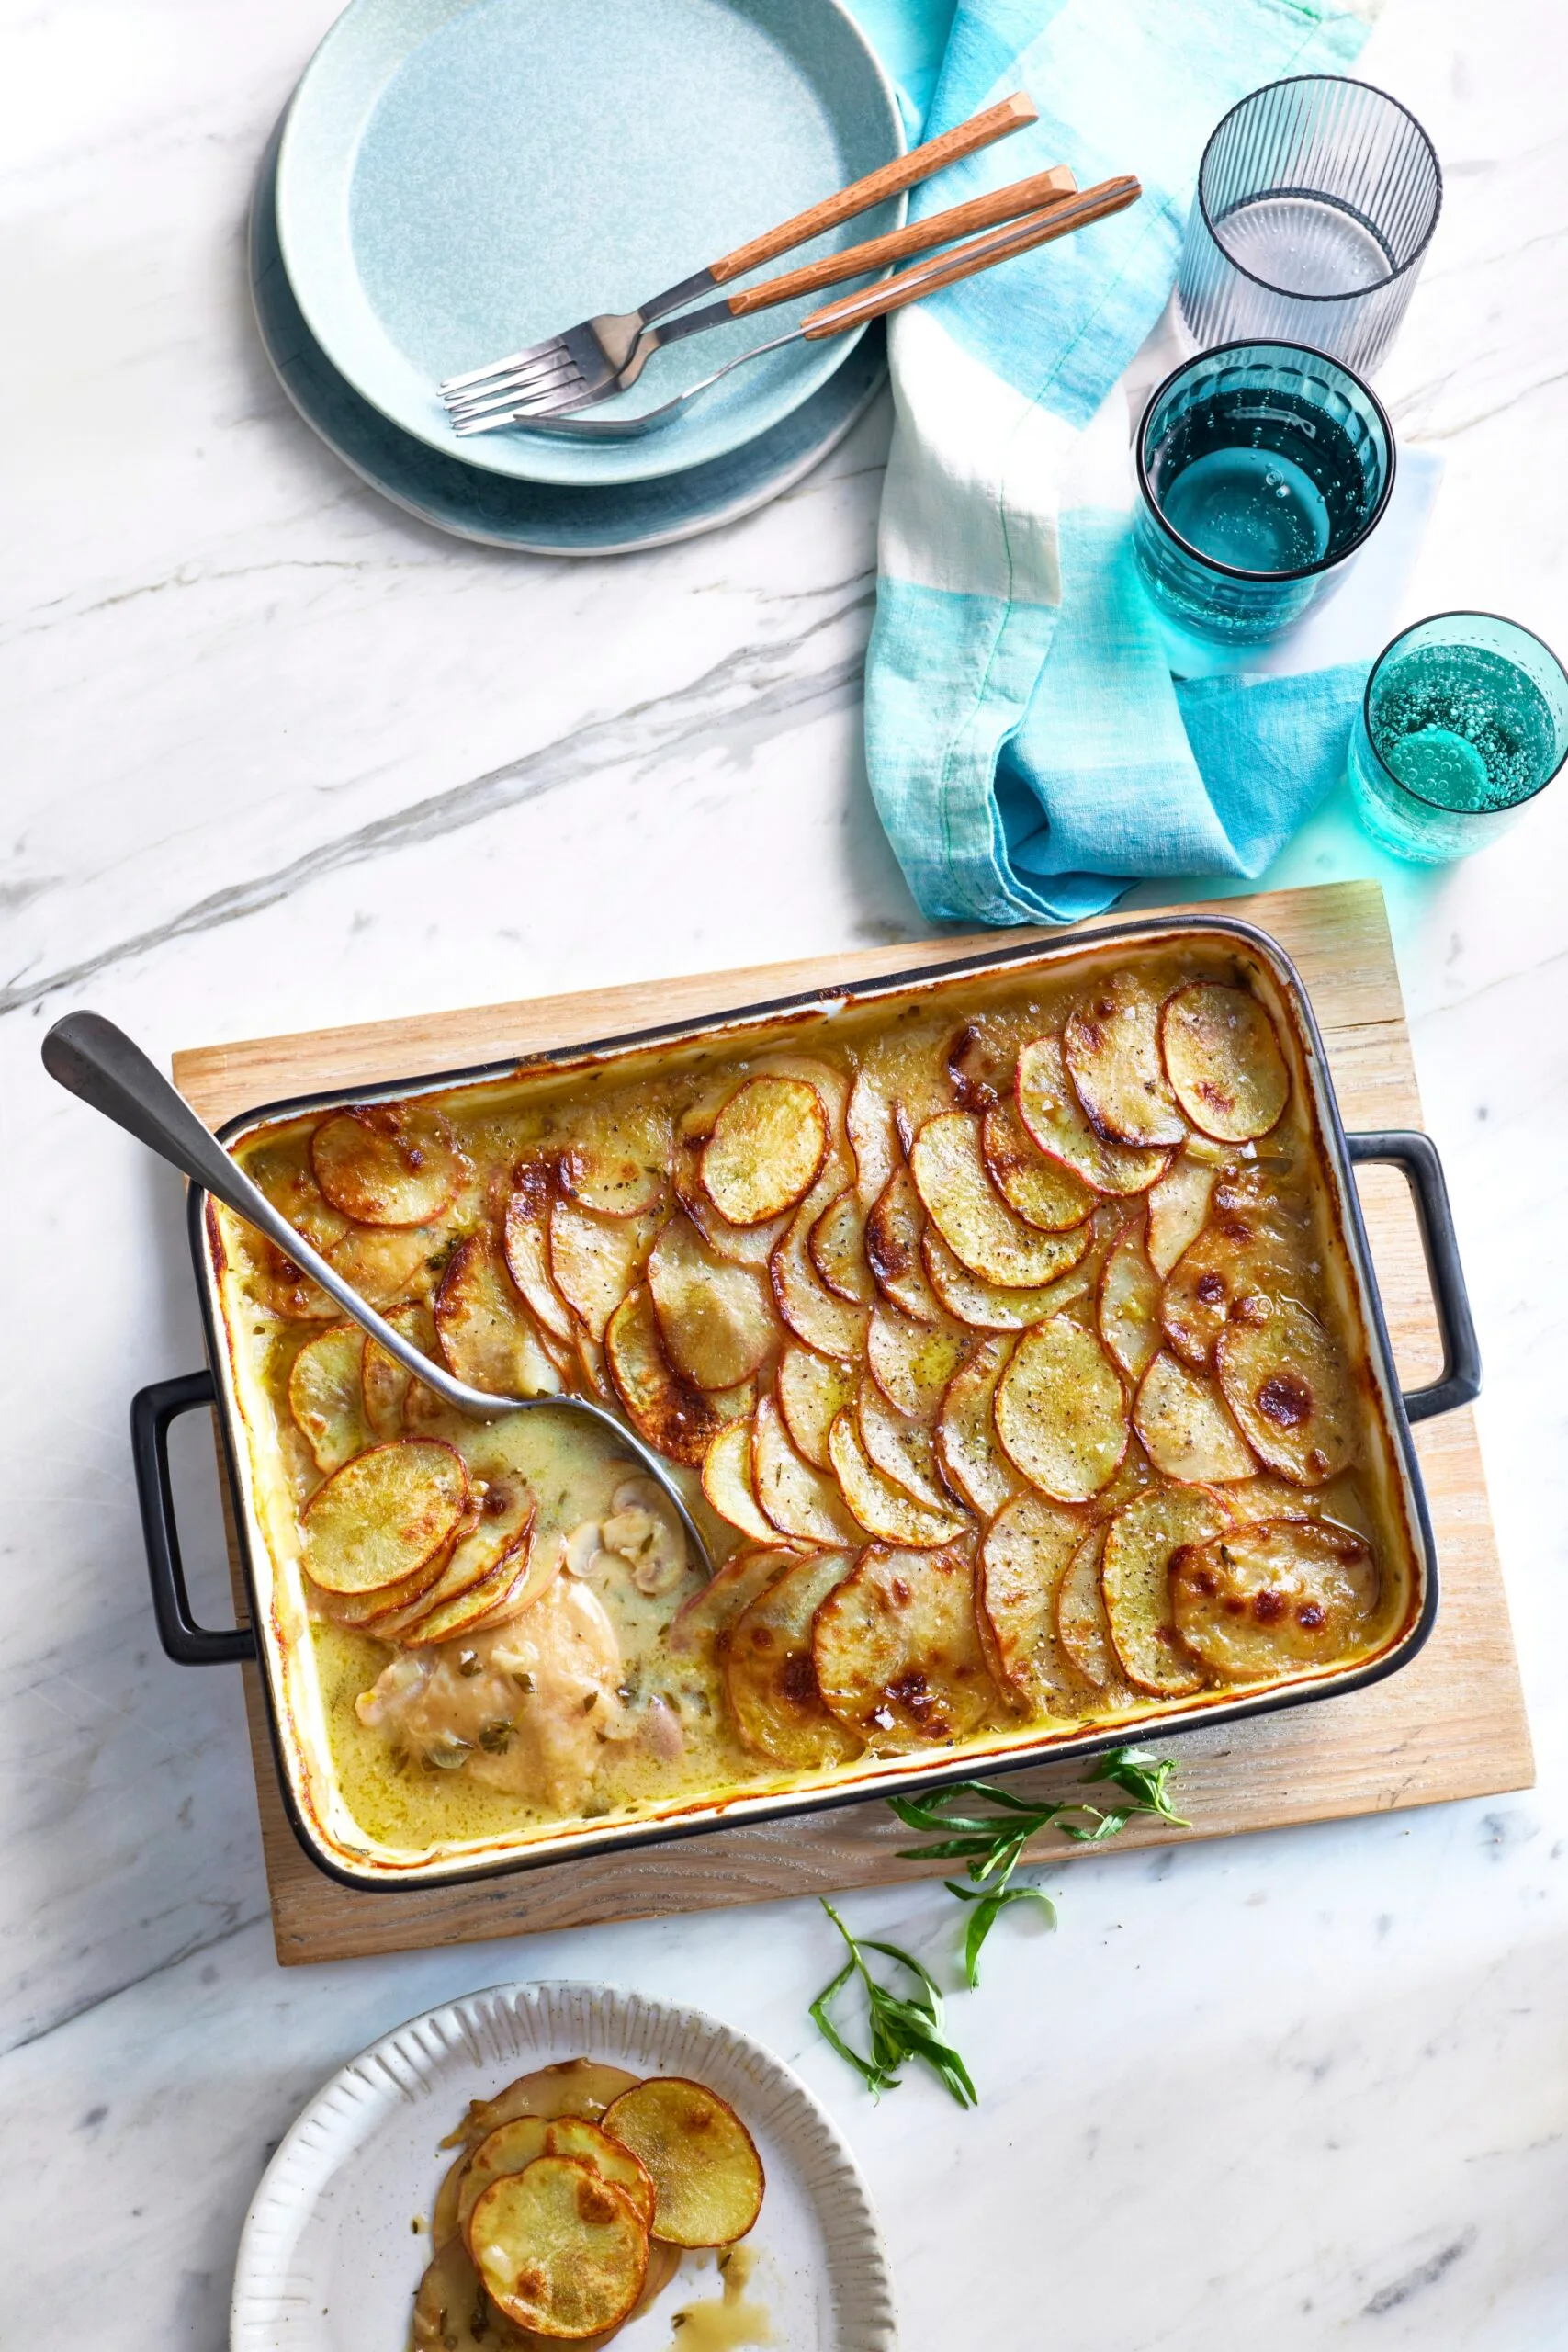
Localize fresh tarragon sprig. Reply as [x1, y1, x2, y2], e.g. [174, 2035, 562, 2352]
[809, 1900, 978, 2109]
[888, 1748, 1190, 1988]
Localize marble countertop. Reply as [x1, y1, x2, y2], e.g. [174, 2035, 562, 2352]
[5, 0, 1566, 2343]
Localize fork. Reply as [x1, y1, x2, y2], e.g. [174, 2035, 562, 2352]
[447, 162, 1078, 435]
[454, 176, 1143, 437]
[439, 87, 1040, 425]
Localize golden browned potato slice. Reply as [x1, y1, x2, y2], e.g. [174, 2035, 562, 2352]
[770, 1193, 870, 1361]
[246, 1148, 351, 1255]
[674, 1136, 786, 1269]
[1054, 1524, 1135, 1702]
[856, 1376, 951, 1511]
[502, 1161, 579, 1346]
[724, 1550, 860, 1768]
[944, 1017, 1013, 1111]
[814, 1541, 996, 1748]
[1159, 1171, 1294, 1368]
[602, 2079, 764, 2249]
[846, 1068, 898, 1206]
[310, 1101, 462, 1227]
[300, 1438, 469, 1596]
[287, 1323, 370, 1472]
[1145, 1154, 1215, 1279]
[560, 1101, 672, 1220]
[1097, 1222, 1162, 1382]
[469, 2156, 649, 2338]
[1134, 1353, 1257, 1485]
[329, 1224, 446, 1311]
[362, 1301, 442, 1440]
[809, 1187, 875, 1305]
[936, 1335, 1024, 1517]
[701, 1075, 829, 1227]
[548, 1197, 659, 1343]
[1016, 1032, 1171, 1195]
[752, 1396, 861, 1546]
[864, 1166, 944, 1321]
[381, 1474, 537, 1636]
[604, 1287, 727, 1467]
[667, 1547, 795, 1657]
[921, 1227, 1095, 1333]
[1100, 1486, 1228, 1695]
[994, 1317, 1128, 1502]
[1064, 976, 1188, 1149]
[435, 1232, 565, 1399]
[403, 1524, 546, 1647]
[775, 1343, 858, 1469]
[648, 1215, 779, 1392]
[910, 1113, 1092, 1289]
[1172, 1517, 1378, 1681]
[1161, 981, 1291, 1143]
[864, 1307, 968, 1420]
[459, 2117, 656, 2241]
[700, 1419, 777, 1546]
[978, 1494, 1092, 1716]
[449, 2061, 642, 2151]
[828, 1412, 964, 1546]
[415, 2227, 677, 2352]
[1216, 1297, 1357, 1486]
[981, 1097, 1098, 1232]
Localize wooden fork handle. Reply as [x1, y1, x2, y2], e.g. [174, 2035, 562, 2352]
[725, 165, 1077, 318]
[709, 89, 1039, 286]
[799, 175, 1143, 338]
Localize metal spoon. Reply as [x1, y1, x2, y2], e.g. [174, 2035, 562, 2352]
[40, 1012, 713, 1576]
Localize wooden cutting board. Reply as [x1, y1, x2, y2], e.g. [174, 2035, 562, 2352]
[174, 879, 1532, 1968]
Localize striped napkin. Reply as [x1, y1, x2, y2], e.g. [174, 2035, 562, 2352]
[859, 0, 1380, 924]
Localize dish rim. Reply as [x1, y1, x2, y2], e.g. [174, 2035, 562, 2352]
[187, 913, 1443, 1892]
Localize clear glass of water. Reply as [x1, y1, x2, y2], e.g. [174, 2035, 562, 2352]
[1348, 613, 1568, 863]
[1179, 75, 1441, 376]
[1133, 340, 1395, 655]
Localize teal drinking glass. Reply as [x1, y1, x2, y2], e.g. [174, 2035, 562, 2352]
[1133, 340, 1395, 656]
[1348, 612, 1568, 863]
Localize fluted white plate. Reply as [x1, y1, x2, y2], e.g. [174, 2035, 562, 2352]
[231, 1980, 897, 2350]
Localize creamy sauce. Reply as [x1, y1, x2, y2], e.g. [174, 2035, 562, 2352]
[664, 2244, 773, 2351]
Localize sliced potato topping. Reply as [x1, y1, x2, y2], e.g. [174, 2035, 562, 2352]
[856, 1375, 951, 1512]
[434, 1231, 564, 1399]
[1064, 976, 1188, 1149]
[362, 1301, 441, 1441]
[845, 1068, 898, 1206]
[300, 1438, 469, 1595]
[1016, 1031, 1171, 1195]
[1134, 1352, 1257, 1485]
[329, 1224, 446, 1312]
[1097, 1223, 1162, 1383]
[1172, 1517, 1378, 1681]
[1160, 1169, 1294, 1367]
[469, 2155, 649, 2337]
[459, 2116, 655, 2241]
[1216, 1296, 1357, 1486]
[604, 1286, 728, 1467]
[667, 1546, 794, 1658]
[864, 1307, 967, 1421]
[700, 1419, 777, 1545]
[771, 1192, 870, 1361]
[287, 1323, 370, 1472]
[981, 1096, 1097, 1232]
[1161, 981, 1291, 1143]
[922, 1227, 1096, 1334]
[647, 1213, 779, 1393]
[775, 1342, 858, 1469]
[1100, 1486, 1228, 1696]
[752, 1396, 860, 1547]
[936, 1335, 1024, 1518]
[1145, 1153, 1216, 1278]
[724, 1550, 859, 1769]
[978, 1494, 1091, 1717]
[560, 1099, 672, 1219]
[994, 1317, 1128, 1503]
[702, 1075, 829, 1227]
[387, 1474, 537, 1634]
[828, 1411, 966, 1547]
[449, 2059, 642, 2151]
[809, 1186, 874, 1305]
[549, 1195, 658, 1342]
[814, 1542, 996, 1749]
[602, 2078, 764, 2250]
[1055, 1524, 1133, 1700]
[310, 1102, 461, 1227]
[863, 1165, 943, 1322]
[502, 1160, 578, 1344]
[910, 1113, 1092, 1290]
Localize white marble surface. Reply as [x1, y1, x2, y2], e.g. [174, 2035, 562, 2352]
[4, 1, 1566, 2344]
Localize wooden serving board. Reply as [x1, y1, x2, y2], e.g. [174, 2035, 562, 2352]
[175, 880, 1532, 1968]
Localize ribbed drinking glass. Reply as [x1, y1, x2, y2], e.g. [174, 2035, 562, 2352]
[1179, 75, 1441, 375]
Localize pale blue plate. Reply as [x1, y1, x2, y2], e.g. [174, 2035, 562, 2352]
[276, 0, 903, 489]
[252, 119, 888, 554]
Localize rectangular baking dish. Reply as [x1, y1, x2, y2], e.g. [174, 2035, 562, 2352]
[131, 916, 1480, 1893]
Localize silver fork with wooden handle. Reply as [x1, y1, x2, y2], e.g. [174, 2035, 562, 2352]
[440, 87, 1042, 424]
[39, 1012, 716, 1577]
[448, 160, 1079, 435]
[459, 175, 1143, 440]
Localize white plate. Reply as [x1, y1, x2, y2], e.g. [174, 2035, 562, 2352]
[231, 1980, 898, 2349]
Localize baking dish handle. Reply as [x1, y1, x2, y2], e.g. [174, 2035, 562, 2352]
[1346, 1131, 1482, 1423]
[130, 1369, 257, 1665]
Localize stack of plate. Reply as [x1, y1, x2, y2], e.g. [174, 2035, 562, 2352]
[254, 0, 905, 555]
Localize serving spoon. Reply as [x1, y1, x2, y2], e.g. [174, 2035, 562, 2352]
[40, 1012, 714, 1577]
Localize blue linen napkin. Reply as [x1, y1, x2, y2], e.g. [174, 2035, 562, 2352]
[860, 0, 1377, 924]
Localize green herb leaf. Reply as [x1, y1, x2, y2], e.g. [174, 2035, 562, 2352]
[809, 1902, 977, 2107]
[1083, 1746, 1191, 1826]
[943, 1879, 1057, 1986]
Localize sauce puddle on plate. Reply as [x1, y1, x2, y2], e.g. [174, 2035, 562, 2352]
[665, 2242, 773, 2349]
